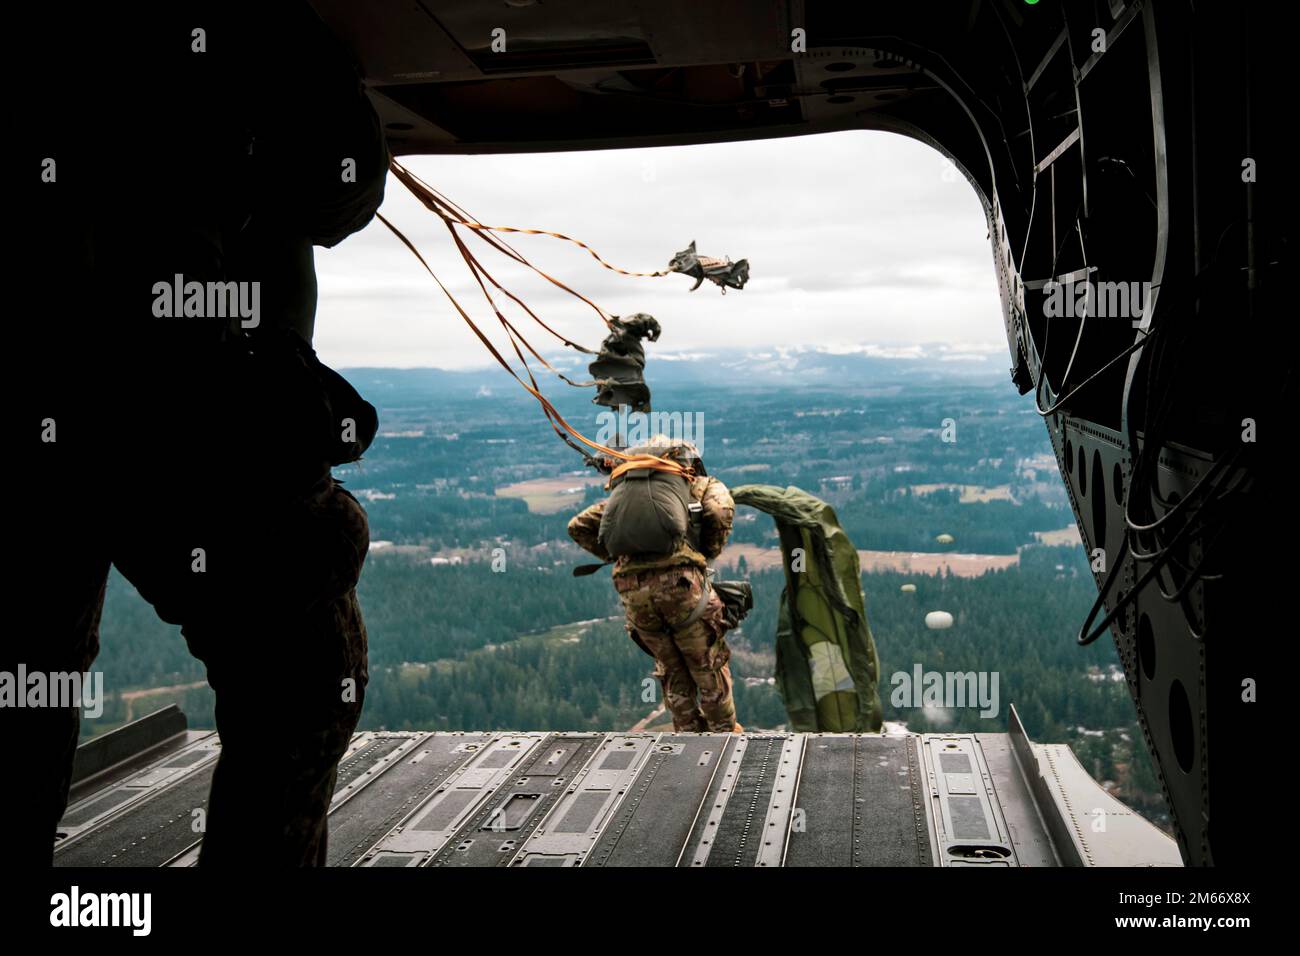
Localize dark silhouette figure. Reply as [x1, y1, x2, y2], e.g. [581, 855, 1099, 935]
[15, 3, 387, 865]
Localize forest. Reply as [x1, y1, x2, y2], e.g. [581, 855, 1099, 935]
[83, 360, 1169, 826]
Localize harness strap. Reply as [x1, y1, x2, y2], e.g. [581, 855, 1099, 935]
[670, 568, 715, 632]
[606, 455, 694, 486]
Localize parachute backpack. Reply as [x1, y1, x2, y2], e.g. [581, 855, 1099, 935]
[598, 446, 695, 558]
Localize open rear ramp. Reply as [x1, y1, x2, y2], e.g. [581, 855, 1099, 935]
[55, 706, 1178, 868]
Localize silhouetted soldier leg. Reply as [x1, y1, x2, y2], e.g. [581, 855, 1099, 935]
[12, 488, 110, 866]
[175, 479, 370, 866]
[193, 590, 366, 866]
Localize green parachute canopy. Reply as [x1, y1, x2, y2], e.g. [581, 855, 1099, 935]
[731, 484, 883, 733]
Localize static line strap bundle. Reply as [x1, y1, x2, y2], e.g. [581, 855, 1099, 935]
[389, 160, 667, 324]
[448, 219, 670, 279]
[379, 160, 690, 479]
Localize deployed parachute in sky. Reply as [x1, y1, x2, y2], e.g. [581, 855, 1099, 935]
[925, 610, 954, 630]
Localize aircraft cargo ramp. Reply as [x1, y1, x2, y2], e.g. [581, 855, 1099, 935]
[55, 706, 1179, 868]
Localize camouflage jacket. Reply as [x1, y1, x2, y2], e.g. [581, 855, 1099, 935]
[568, 475, 735, 577]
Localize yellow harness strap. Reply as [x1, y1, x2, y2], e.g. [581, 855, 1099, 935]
[606, 455, 695, 487]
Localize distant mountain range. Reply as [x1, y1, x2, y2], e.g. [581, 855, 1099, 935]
[342, 345, 1011, 402]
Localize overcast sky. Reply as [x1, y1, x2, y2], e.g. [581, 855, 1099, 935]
[314, 129, 1006, 370]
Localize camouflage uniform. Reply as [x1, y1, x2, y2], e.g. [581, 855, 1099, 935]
[569, 475, 738, 732]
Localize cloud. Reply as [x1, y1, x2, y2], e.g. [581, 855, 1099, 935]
[656, 351, 717, 361]
[817, 343, 928, 359]
[313, 130, 1005, 369]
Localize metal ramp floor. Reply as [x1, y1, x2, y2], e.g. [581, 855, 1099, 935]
[55, 707, 1180, 868]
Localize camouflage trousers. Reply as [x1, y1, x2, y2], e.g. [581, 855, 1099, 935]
[614, 565, 737, 733]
